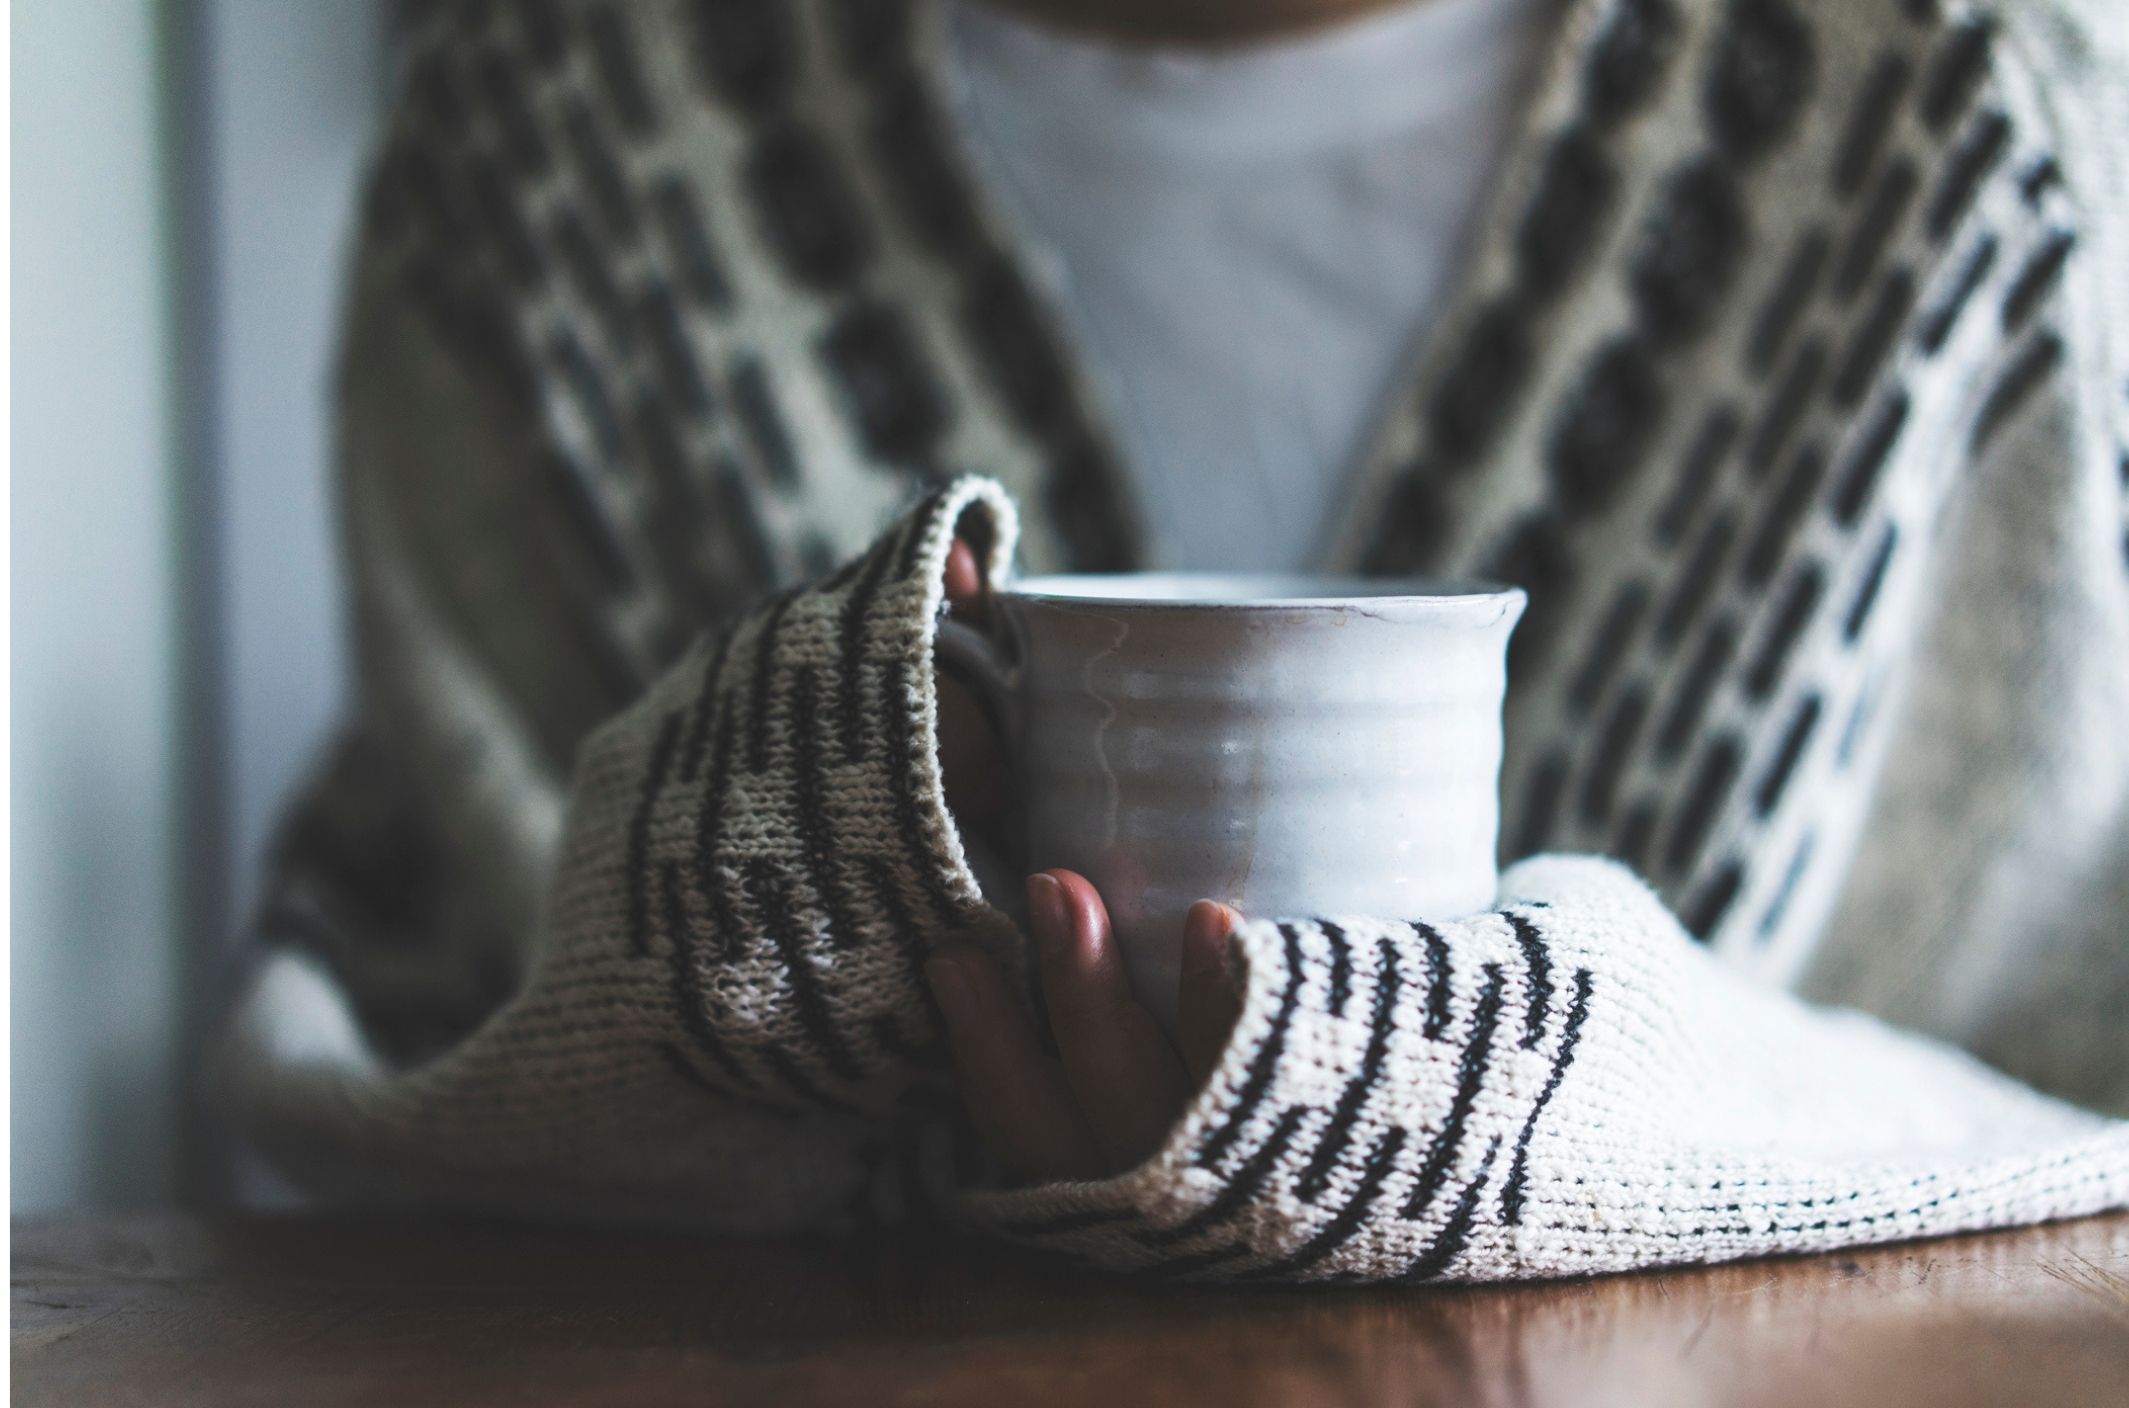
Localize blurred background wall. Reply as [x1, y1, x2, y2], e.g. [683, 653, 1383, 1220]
[12, 0, 386, 1211]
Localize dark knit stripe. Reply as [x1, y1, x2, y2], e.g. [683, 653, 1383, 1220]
[1745, 229, 1831, 377]
[1746, 336, 1827, 475]
[1402, 1136, 1504, 1282]
[1613, 797, 1661, 872]
[1654, 406, 1741, 545]
[1577, 684, 1649, 828]
[883, 652, 966, 929]
[1832, 159, 1917, 302]
[1999, 228, 2074, 334]
[1656, 511, 1736, 645]
[1832, 51, 1912, 198]
[1914, 233, 1996, 354]
[1567, 580, 1651, 710]
[1321, 921, 1354, 1020]
[1138, 1105, 1308, 1248]
[659, 860, 759, 1094]
[896, 487, 950, 578]
[1413, 921, 1452, 1040]
[1843, 524, 1899, 643]
[730, 358, 801, 486]
[631, 281, 705, 412]
[1830, 388, 1911, 526]
[1682, 857, 1747, 939]
[1505, 912, 1553, 1049]
[535, 444, 637, 601]
[1400, 963, 1506, 1220]
[862, 854, 942, 1032]
[1665, 734, 1745, 875]
[994, 1206, 1139, 1239]
[2017, 153, 2062, 207]
[1925, 109, 2009, 240]
[1744, 562, 1824, 699]
[1969, 329, 2062, 451]
[583, 3, 656, 135]
[1741, 441, 1828, 585]
[787, 666, 862, 951]
[647, 176, 735, 311]
[1830, 268, 1915, 408]
[1238, 1124, 1411, 1281]
[1499, 970, 1597, 1226]
[1755, 692, 1823, 816]
[1197, 923, 1308, 1171]
[1512, 751, 1569, 857]
[1756, 829, 1817, 939]
[1297, 939, 1404, 1203]
[1702, 0, 1813, 162]
[745, 859, 863, 1084]
[836, 534, 899, 761]
[692, 706, 746, 958]
[624, 712, 684, 957]
[744, 591, 796, 774]
[1918, 16, 1993, 134]
[678, 627, 735, 782]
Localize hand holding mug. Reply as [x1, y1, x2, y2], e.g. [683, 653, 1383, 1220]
[927, 875, 1242, 1181]
[928, 538, 1522, 1183]
[934, 531, 1242, 1180]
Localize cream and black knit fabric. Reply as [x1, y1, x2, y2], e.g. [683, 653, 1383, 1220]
[223, 0, 2129, 1278]
[977, 858, 2127, 1280]
[232, 478, 1021, 1226]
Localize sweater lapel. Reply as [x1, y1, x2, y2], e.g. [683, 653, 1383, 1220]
[1317, 0, 1660, 576]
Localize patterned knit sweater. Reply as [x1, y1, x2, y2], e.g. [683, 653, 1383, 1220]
[223, 0, 2129, 1281]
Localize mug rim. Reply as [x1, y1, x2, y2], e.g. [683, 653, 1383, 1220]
[1006, 572, 1525, 613]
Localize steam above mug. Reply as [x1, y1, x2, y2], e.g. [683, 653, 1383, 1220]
[941, 573, 1525, 1035]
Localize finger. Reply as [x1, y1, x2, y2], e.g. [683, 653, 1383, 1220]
[926, 945, 1104, 1183]
[943, 537, 984, 619]
[936, 672, 1006, 822]
[1030, 871, 1192, 1170]
[1178, 900, 1244, 1089]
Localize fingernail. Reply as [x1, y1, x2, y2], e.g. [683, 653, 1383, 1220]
[1185, 900, 1234, 951]
[926, 955, 970, 1027]
[1026, 873, 1067, 960]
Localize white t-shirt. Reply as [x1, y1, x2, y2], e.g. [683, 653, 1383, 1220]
[941, 0, 1552, 570]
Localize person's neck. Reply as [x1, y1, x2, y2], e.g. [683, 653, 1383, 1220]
[967, 0, 1431, 47]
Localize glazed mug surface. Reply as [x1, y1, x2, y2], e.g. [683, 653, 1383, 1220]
[940, 573, 1524, 1034]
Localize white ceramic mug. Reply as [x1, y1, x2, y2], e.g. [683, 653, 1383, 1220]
[940, 573, 1524, 1034]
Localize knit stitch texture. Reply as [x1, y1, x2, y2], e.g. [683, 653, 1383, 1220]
[221, 0, 2129, 1275]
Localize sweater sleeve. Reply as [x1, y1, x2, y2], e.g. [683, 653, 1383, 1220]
[222, 476, 1023, 1229]
[969, 857, 2129, 1284]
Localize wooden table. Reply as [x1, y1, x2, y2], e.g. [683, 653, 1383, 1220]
[13, 1211, 2129, 1406]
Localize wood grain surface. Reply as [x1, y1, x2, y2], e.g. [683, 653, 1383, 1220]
[13, 1211, 2129, 1407]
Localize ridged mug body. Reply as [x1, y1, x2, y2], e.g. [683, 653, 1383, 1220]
[997, 574, 1524, 1032]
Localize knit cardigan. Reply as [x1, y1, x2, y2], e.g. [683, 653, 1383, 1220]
[223, 0, 2129, 1281]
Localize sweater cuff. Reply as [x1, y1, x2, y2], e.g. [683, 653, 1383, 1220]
[966, 857, 2129, 1283]
[559, 474, 1023, 1115]
[958, 868, 1582, 1284]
